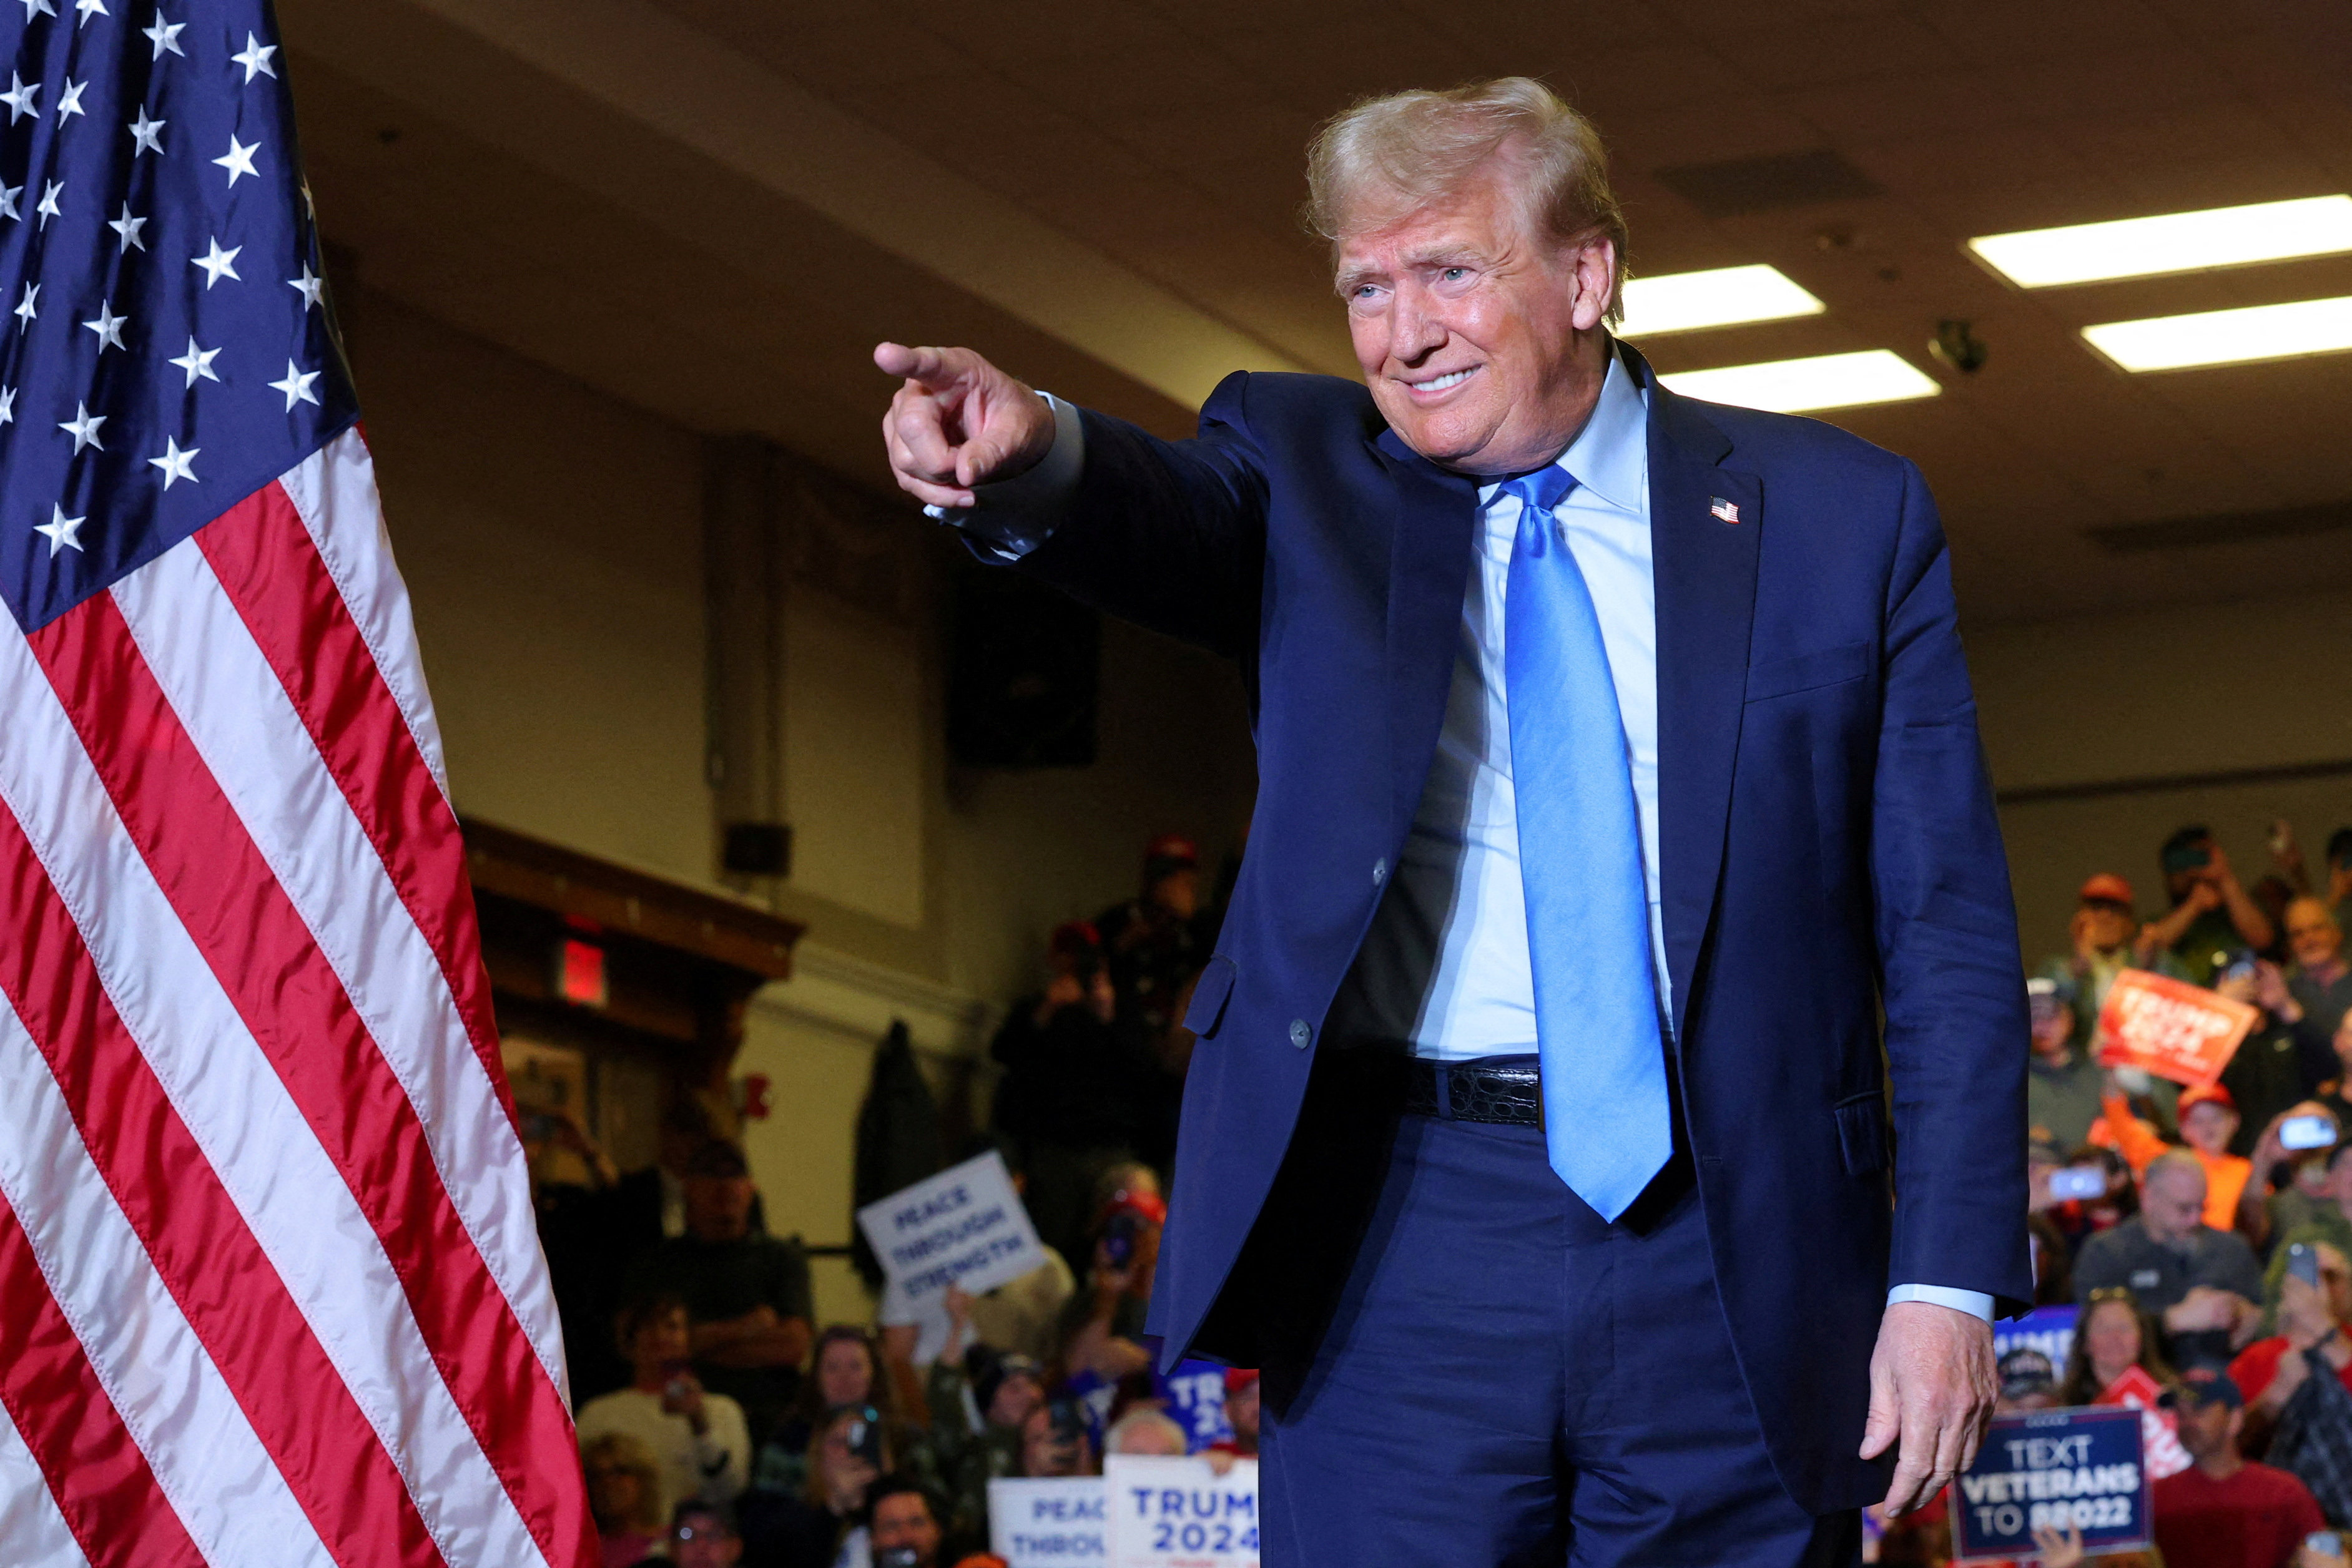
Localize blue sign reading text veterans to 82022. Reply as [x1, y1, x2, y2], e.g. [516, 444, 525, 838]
[1950, 1406, 2150, 1562]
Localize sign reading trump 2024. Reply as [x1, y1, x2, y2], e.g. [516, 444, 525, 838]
[1106, 1455, 1260, 1568]
[856, 1150, 1044, 1317]
[1951, 1406, 2150, 1562]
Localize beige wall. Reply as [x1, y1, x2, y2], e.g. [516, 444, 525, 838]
[1967, 586, 2352, 963]
[353, 292, 1254, 1287]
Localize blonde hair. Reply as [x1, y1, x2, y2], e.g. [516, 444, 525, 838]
[581, 1431, 664, 1534]
[1304, 77, 1628, 325]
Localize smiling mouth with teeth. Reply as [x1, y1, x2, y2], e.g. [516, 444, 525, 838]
[1407, 366, 1478, 393]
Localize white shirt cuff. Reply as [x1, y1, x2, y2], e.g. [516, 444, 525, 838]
[922, 390, 1085, 558]
[1887, 1283, 1995, 1321]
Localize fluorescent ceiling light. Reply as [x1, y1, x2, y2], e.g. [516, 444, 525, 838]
[1615, 265, 1825, 336]
[2082, 294, 2352, 371]
[1658, 350, 1941, 414]
[1969, 195, 2352, 287]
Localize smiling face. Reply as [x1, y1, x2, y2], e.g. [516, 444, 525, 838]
[1336, 162, 1614, 477]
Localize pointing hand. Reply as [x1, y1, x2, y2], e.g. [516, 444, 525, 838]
[876, 342, 1057, 509]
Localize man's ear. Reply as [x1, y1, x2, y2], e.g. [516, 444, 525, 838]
[1570, 236, 1617, 333]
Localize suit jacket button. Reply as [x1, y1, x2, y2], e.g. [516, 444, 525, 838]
[1289, 1019, 1312, 1049]
[1372, 857, 1388, 884]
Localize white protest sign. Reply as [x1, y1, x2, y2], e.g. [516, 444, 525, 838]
[859, 1152, 1044, 1360]
[1105, 1455, 1260, 1568]
[989, 1477, 1108, 1568]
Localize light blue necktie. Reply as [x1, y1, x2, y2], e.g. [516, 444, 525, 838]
[1500, 466, 1672, 1222]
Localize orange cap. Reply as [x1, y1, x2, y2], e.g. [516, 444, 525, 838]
[2079, 873, 2135, 908]
[2179, 1084, 2237, 1117]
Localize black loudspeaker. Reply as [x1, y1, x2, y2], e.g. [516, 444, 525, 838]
[947, 569, 1098, 768]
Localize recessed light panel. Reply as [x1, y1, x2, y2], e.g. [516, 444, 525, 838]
[1969, 195, 2352, 288]
[1658, 350, 1941, 413]
[2082, 295, 2352, 371]
[1615, 265, 1826, 337]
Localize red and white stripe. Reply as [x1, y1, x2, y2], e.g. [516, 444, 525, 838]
[0, 431, 596, 1566]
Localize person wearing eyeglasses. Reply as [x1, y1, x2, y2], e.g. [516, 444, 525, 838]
[2075, 1150, 2266, 1366]
[670, 1499, 745, 1568]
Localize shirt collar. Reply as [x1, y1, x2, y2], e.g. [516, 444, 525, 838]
[1473, 345, 1648, 515]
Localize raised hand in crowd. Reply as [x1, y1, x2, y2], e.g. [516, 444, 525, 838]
[2302, 1532, 2351, 1568]
[659, 1363, 710, 1433]
[1035, 967, 1115, 1029]
[2029, 1523, 2086, 1568]
[2275, 819, 2313, 894]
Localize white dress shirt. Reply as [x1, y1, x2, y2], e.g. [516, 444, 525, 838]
[946, 358, 1991, 1323]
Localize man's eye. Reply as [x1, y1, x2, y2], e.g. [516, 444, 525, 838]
[1441, 267, 1469, 282]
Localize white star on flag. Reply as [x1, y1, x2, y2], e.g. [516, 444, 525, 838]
[144, 14, 185, 58]
[192, 237, 242, 288]
[214, 134, 260, 186]
[128, 104, 164, 155]
[230, 32, 279, 82]
[288, 263, 325, 309]
[168, 336, 221, 388]
[34, 504, 86, 557]
[2, 73, 39, 125]
[16, 0, 56, 19]
[13, 283, 36, 325]
[108, 202, 146, 252]
[58, 401, 106, 453]
[81, 300, 126, 351]
[72, 0, 105, 23]
[0, 385, 14, 424]
[148, 438, 200, 488]
[269, 361, 322, 411]
[0, 181, 19, 222]
[35, 180, 62, 230]
[56, 79, 86, 123]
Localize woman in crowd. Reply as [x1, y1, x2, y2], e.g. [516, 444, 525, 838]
[578, 1291, 751, 1525]
[2061, 1286, 2179, 1406]
[756, 1326, 903, 1499]
[582, 1431, 667, 1568]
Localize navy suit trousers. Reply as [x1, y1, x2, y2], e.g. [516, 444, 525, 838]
[1248, 1057, 1862, 1568]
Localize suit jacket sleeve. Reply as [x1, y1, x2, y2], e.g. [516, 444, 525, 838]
[1000, 372, 1270, 662]
[1871, 458, 2033, 1315]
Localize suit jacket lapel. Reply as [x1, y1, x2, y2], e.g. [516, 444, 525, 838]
[1628, 346, 1761, 1043]
[1374, 428, 1480, 835]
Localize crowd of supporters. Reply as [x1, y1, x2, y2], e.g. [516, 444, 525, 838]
[540, 815, 2352, 1567]
[538, 835, 1239, 1567]
[1878, 819, 2352, 1568]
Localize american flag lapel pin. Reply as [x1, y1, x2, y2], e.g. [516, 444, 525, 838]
[1710, 496, 1741, 524]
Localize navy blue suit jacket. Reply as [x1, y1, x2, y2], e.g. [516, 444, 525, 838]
[1004, 343, 2030, 1511]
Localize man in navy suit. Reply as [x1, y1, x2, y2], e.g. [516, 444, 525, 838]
[877, 77, 2027, 1567]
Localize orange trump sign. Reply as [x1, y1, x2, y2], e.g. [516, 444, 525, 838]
[2094, 969, 2261, 1090]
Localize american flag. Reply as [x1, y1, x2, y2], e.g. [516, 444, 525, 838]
[0, 4, 594, 1566]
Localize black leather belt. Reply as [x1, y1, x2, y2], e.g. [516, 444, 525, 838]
[1401, 1054, 1543, 1126]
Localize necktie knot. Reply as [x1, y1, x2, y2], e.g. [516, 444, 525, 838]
[1498, 464, 1577, 520]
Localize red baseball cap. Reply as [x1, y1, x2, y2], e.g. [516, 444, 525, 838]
[2180, 1084, 2237, 1117]
[1224, 1367, 1261, 1395]
[1050, 919, 1102, 958]
[1143, 833, 1199, 871]
[2079, 873, 2135, 908]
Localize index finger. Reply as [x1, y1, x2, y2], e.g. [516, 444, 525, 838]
[874, 341, 965, 388]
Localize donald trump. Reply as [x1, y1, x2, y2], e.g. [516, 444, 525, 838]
[877, 77, 2027, 1568]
